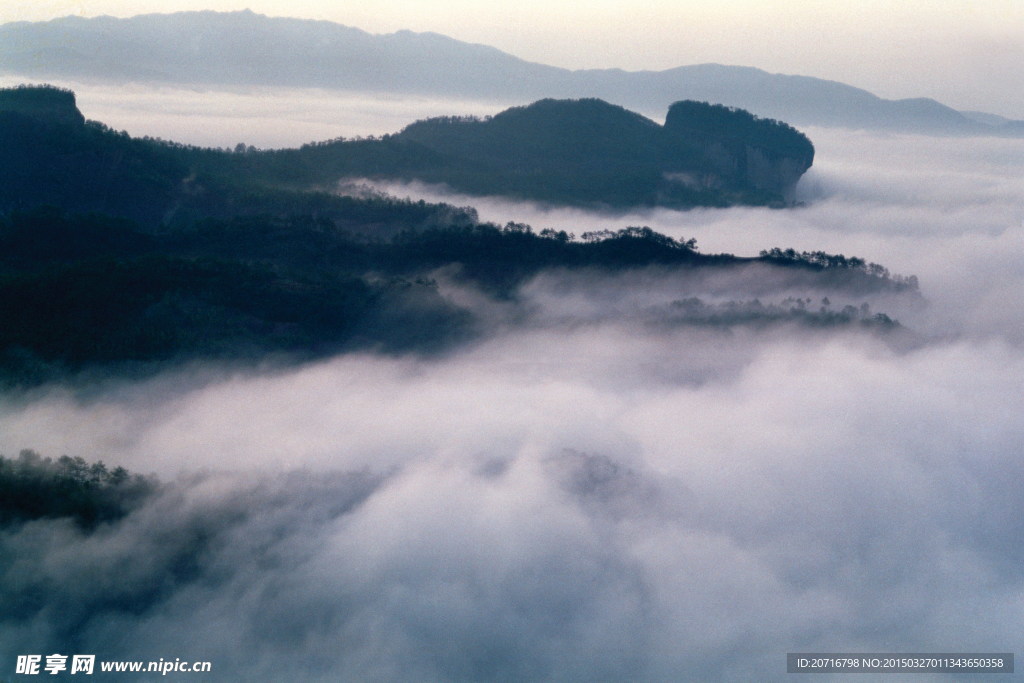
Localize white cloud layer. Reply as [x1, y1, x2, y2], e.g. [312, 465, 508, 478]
[1, 96, 1023, 680]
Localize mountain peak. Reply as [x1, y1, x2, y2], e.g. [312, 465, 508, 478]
[0, 84, 85, 126]
[398, 98, 813, 206]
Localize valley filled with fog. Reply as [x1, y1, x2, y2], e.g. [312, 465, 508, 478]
[2, 86, 1022, 680]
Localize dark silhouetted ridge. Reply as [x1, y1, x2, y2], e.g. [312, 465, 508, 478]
[0, 85, 916, 386]
[393, 98, 814, 207]
[0, 87, 814, 215]
[0, 83, 85, 126]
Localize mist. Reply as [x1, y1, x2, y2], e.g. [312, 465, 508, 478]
[359, 127, 1024, 343]
[2, 94, 1023, 680]
[0, 76, 510, 149]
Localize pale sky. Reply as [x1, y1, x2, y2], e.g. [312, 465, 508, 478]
[2, 0, 1022, 118]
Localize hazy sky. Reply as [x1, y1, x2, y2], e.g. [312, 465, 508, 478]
[2, 0, 1022, 117]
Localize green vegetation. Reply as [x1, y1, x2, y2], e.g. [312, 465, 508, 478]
[659, 297, 899, 331]
[0, 84, 84, 126]
[0, 86, 910, 386]
[381, 98, 813, 207]
[1, 88, 815, 220]
[0, 208, 474, 385]
[665, 101, 815, 161]
[0, 100, 479, 231]
[0, 204, 915, 386]
[759, 247, 920, 289]
[0, 450, 155, 529]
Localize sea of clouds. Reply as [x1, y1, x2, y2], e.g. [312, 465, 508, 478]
[1, 86, 1022, 680]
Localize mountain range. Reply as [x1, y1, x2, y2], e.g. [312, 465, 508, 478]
[0, 84, 912, 384]
[2, 10, 1021, 137]
[0, 85, 814, 216]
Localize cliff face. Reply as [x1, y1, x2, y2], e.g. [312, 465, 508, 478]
[396, 98, 815, 208]
[745, 147, 811, 202]
[683, 141, 811, 202]
[662, 100, 815, 204]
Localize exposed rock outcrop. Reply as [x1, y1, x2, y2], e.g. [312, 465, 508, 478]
[663, 100, 814, 203]
[394, 98, 815, 208]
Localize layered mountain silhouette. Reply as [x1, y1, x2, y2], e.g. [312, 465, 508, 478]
[1, 10, 1020, 136]
[0, 85, 814, 217]
[0, 85, 918, 385]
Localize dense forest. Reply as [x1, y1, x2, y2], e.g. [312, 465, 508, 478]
[1, 86, 814, 220]
[386, 98, 814, 206]
[0, 206, 915, 386]
[0, 85, 912, 386]
[0, 449, 155, 529]
[0, 86, 481, 230]
[664, 101, 815, 160]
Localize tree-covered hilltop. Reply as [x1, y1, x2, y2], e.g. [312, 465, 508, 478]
[1, 86, 814, 219]
[0, 86, 479, 231]
[0, 84, 86, 126]
[0, 449, 155, 529]
[247, 98, 815, 208]
[391, 98, 813, 206]
[665, 101, 815, 160]
[0, 206, 916, 387]
[391, 99, 677, 206]
[663, 101, 815, 199]
[181, 98, 815, 209]
[0, 85, 916, 386]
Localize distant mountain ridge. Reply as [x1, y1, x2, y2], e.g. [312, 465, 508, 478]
[2, 10, 1021, 136]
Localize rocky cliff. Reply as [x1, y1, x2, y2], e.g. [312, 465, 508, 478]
[392, 98, 815, 208]
[662, 100, 814, 203]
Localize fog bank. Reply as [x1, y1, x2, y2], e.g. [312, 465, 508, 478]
[2, 96, 1022, 680]
[0, 76, 510, 149]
